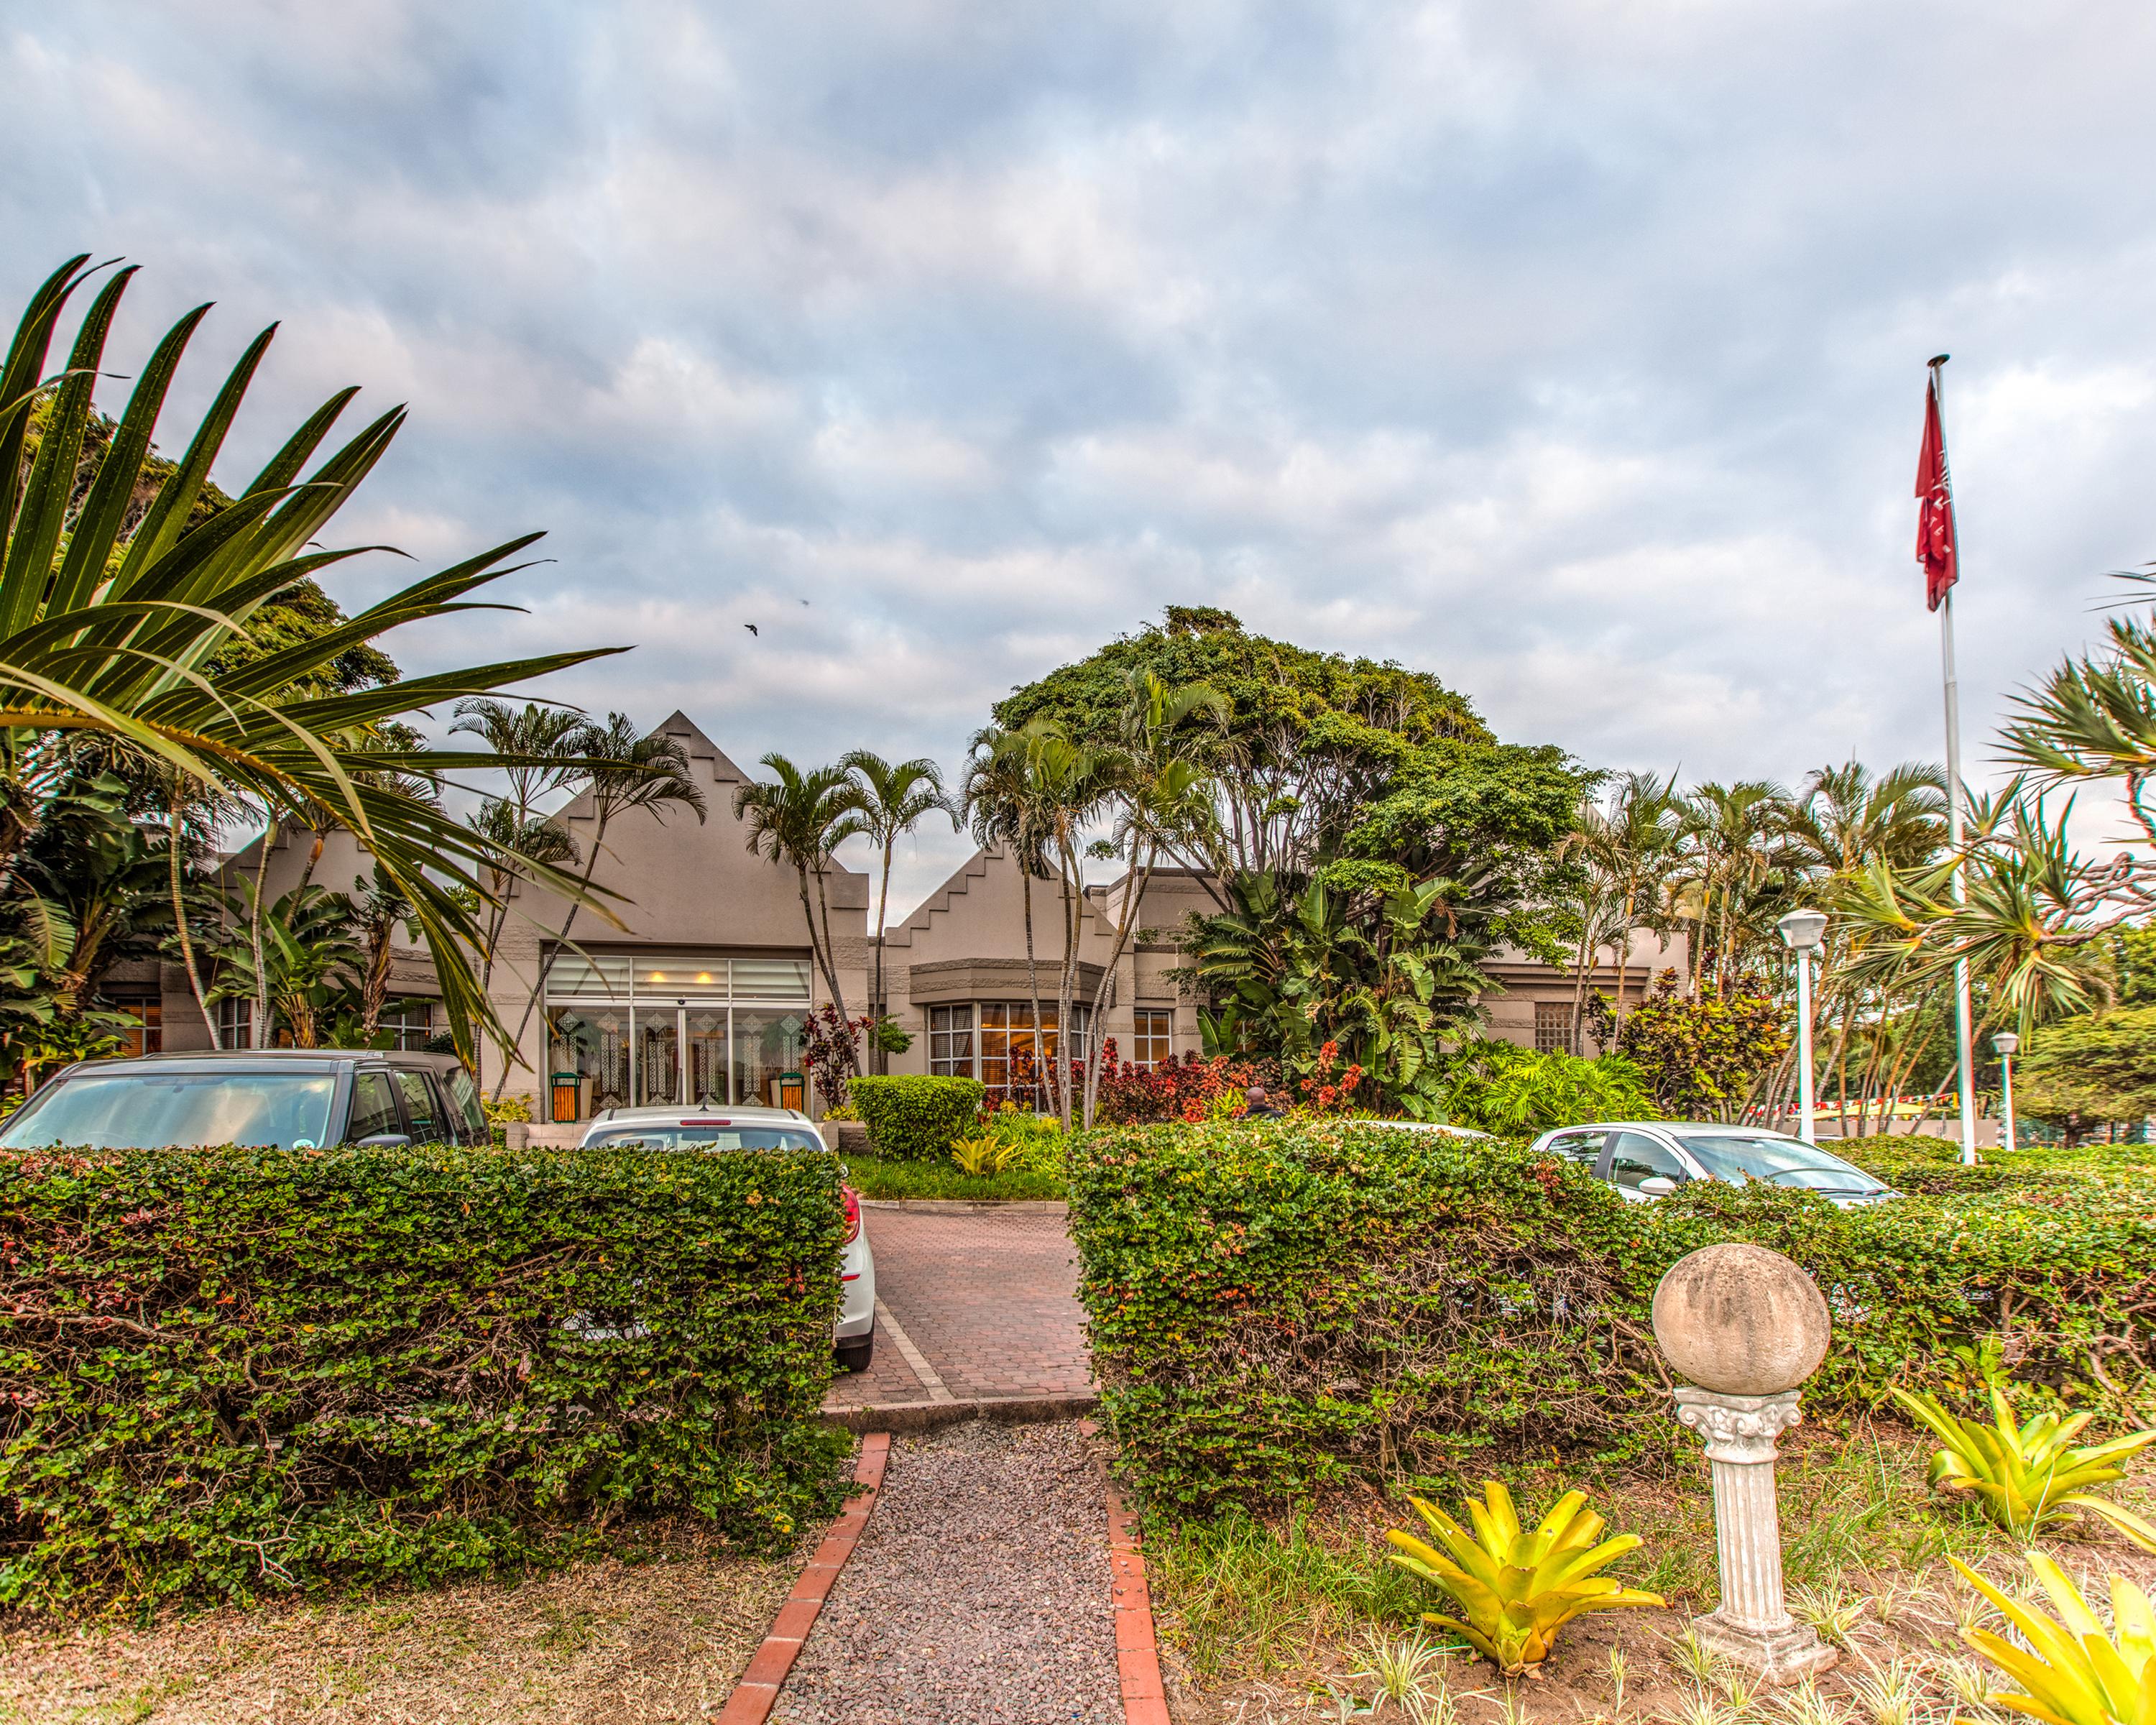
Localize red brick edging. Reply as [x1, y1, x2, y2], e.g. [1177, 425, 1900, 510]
[1105, 1473, 1171, 1724]
[717, 1431, 891, 1725]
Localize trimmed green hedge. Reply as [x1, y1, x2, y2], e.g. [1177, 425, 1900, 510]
[847, 1075, 985, 1160]
[1069, 1121, 2156, 1511]
[0, 1143, 852, 1609]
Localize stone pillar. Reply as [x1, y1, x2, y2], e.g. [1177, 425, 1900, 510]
[1653, 1244, 1838, 1684]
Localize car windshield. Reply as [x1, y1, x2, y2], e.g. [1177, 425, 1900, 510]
[0, 1070, 339, 1151]
[585, 1126, 824, 1152]
[1673, 1132, 1887, 1194]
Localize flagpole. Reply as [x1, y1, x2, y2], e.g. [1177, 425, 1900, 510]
[1931, 354, 1980, 1166]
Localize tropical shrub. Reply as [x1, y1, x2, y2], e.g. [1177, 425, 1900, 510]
[1384, 1482, 1664, 1675]
[1, 257, 622, 1059]
[1097, 1049, 1279, 1124]
[1891, 1384, 2156, 1549]
[848, 1075, 986, 1160]
[1615, 973, 1789, 1118]
[1068, 1118, 2156, 1508]
[1953, 1553, 2156, 1725]
[975, 1102, 1066, 1176]
[1439, 1041, 1659, 1135]
[0, 1141, 851, 1609]
[951, 1132, 1018, 1176]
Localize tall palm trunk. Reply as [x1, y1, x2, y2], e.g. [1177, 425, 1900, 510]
[1055, 841, 1079, 1133]
[1083, 838, 1155, 1127]
[796, 864, 844, 1010]
[811, 855, 849, 1021]
[872, 838, 894, 1075]
[1611, 883, 1638, 1035]
[168, 804, 217, 1049]
[496, 811, 612, 1102]
[250, 822, 275, 1048]
[1022, 865, 1046, 1114]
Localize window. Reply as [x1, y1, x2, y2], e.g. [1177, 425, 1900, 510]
[103, 993, 162, 1057]
[1533, 1001, 1576, 1055]
[379, 999, 437, 1051]
[1544, 1129, 1607, 1169]
[346, 1071, 401, 1141]
[216, 998, 254, 1048]
[395, 1070, 445, 1142]
[1604, 1130, 1687, 1195]
[929, 1004, 975, 1077]
[444, 1067, 489, 1144]
[1130, 1008, 1172, 1069]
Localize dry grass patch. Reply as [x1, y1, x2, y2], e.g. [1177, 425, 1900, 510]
[0, 1522, 793, 1725]
[1146, 1422, 2156, 1725]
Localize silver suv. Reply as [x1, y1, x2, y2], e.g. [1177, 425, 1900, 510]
[1528, 1121, 1896, 1208]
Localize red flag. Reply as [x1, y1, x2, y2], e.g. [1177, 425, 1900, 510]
[1916, 376, 1957, 611]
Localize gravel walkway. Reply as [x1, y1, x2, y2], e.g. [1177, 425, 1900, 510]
[770, 1421, 1120, 1725]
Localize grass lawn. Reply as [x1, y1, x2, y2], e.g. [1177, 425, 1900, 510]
[1141, 1420, 2156, 1724]
[840, 1158, 1065, 1202]
[0, 1522, 793, 1725]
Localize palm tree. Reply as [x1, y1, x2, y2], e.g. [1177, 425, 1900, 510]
[1562, 771, 1682, 1046]
[734, 756, 857, 1018]
[964, 726, 1058, 1113]
[450, 699, 594, 990]
[834, 751, 956, 1075]
[497, 715, 706, 1098]
[1674, 781, 1795, 994]
[0, 255, 624, 1059]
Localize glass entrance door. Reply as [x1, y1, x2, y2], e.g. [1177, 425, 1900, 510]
[686, 1008, 728, 1107]
[634, 1006, 681, 1105]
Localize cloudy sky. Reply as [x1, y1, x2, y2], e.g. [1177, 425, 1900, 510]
[8, 0, 2155, 911]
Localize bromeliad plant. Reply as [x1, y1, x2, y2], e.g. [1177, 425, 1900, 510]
[1384, 1481, 1665, 1677]
[1953, 1553, 2156, 1725]
[1891, 1384, 2156, 1551]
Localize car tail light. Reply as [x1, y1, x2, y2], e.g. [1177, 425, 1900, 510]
[842, 1184, 860, 1243]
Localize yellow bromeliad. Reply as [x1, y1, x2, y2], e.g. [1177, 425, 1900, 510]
[1384, 1481, 1665, 1676]
[1953, 1553, 2156, 1725]
[1892, 1385, 2156, 1552]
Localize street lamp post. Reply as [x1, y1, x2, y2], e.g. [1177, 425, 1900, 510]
[1994, 1031, 2019, 1154]
[1777, 909, 1829, 1144]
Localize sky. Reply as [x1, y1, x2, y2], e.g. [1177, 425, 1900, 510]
[6, 0, 2155, 915]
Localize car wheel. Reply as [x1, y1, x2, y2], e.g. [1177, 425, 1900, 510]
[835, 1333, 874, 1373]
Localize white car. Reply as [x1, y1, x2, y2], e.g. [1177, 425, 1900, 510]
[1526, 1121, 1897, 1208]
[578, 1103, 876, 1370]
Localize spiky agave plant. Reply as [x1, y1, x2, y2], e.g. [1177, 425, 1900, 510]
[1890, 1385, 2156, 1550]
[1953, 1552, 2156, 1725]
[1384, 1481, 1665, 1677]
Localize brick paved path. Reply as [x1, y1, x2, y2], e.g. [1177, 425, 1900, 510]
[824, 1205, 1092, 1411]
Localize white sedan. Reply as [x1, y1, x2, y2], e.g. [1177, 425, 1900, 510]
[1527, 1121, 1897, 1208]
[579, 1103, 876, 1370]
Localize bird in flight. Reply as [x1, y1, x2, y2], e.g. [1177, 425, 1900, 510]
[743, 622, 759, 637]
[800, 598, 811, 607]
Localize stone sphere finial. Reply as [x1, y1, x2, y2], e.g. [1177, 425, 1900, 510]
[1651, 1243, 1830, 1396]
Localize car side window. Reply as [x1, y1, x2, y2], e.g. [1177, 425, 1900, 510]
[346, 1071, 401, 1141]
[395, 1070, 446, 1142]
[444, 1067, 489, 1144]
[1605, 1131, 1687, 1194]
[1547, 1130, 1606, 1169]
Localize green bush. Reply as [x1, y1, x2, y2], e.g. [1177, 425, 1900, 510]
[0, 1142, 852, 1610]
[847, 1075, 985, 1160]
[1069, 1120, 2156, 1511]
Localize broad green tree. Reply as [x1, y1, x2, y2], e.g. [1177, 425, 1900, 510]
[2012, 1006, 2156, 1146]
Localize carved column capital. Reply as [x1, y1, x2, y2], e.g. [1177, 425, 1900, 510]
[1674, 1386, 1803, 1464]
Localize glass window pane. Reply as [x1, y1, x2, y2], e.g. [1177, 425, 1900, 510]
[545, 952, 632, 998]
[686, 1008, 729, 1108]
[732, 959, 812, 998]
[396, 1070, 446, 1141]
[733, 1008, 806, 1108]
[635, 1007, 681, 1106]
[551, 1007, 630, 1112]
[1606, 1131, 1686, 1194]
[346, 1072, 401, 1141]
[636, 956, 729, 993]
[0, 1070, 336, 1151]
